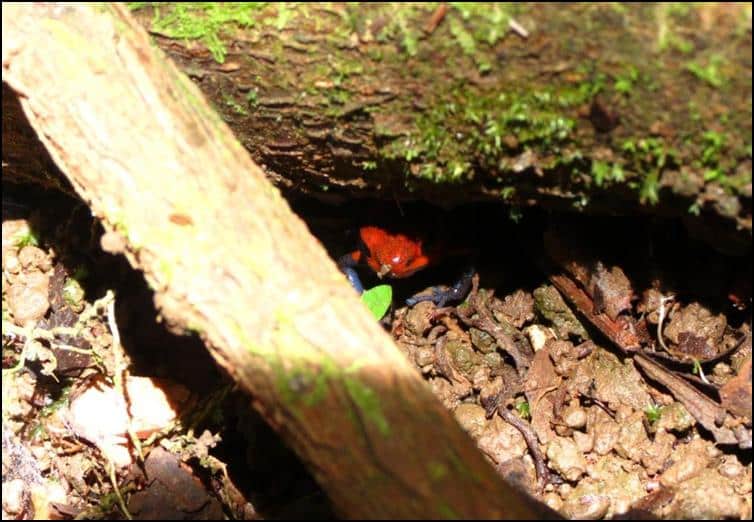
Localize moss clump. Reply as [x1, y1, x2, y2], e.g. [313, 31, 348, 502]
[129, 3, 280, 63]
[620, 137, 678, 205]
[383, 84, 588, 184]
[684, 55, 726, 88]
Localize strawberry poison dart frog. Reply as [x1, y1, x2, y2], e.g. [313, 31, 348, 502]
[338, 226, 474, 306]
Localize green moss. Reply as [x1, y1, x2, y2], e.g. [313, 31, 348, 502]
[13, 229, 40, 248]
[222, 93, 248, 116]
[590, 160, 625, 188]
[684, 55, 726, 88]
[132, 3, 272, 63]
[343, 374, 390, 436]
[339, 3, 519, 71]
[245, 88, 259, 108]
[436, 503, 461, 520]
[447, 3, 515, 72]
[383, 84, 583, 184]
[700, 130, 725, 166]
[614, 66, 640, 96]
[515, 400, 531, 419]
[428, 460, 449, 480]
[62, 278, 86, 308]
[621, 137, 676, 205]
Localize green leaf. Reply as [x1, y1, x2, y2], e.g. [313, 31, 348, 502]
[361, 285, 393, 320]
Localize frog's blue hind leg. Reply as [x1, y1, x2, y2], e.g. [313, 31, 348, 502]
[337, 254, 364, 294]
[406, 265, 475, 307]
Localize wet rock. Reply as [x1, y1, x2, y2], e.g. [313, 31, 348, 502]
[569, 349, 652, 413]
[562, 493, 610, 520]
[664, 302, 726, 358]
[477, 415, 527, 466]
[546, 436, 586, 481]
[494, 290, 535, 328]
[18, 246, 52, 272]
[533, 285, 589, 340]
[582, 454, 645, 517]
[453, 403, 487, 438]
[665, 468, 746, 519]
[469, 327, 496, 353]
[7, 271, 50, 326]
[403, 301, 434, 336]
[445, 337, 480, 382]
[562, 400, 587, 430]
[615, 412, 650, 463]
[641, 429, 675, 475]
[654, 401, 695, 433]
[590, 408, 620, 456]
[525, 324, 554, 352]
[588, 262, 633, 321]
[660, 437, 720, 487]
[572, 430, 594, 453]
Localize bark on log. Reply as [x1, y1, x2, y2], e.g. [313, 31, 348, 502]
[126, 3, 751, 252]
[2, 3, 555, 519]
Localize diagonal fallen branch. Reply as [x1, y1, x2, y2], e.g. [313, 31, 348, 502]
[2, 3, 554, 519]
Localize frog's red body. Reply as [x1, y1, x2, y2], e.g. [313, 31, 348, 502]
[348, 226, 431, 279]
[339, 225, 474, 306]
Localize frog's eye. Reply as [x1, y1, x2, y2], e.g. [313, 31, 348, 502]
[391, 254, 404, 266]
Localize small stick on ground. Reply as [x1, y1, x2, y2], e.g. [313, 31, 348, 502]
[424, 3, 448, 34]
[497, 407, 550, 492]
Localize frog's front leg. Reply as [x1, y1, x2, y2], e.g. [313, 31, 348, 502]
[338, 252, 365, 294]
[406, 266, 475, 307]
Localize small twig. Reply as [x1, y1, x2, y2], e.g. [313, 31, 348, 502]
[656, 294, 675, 353]
[107, 460, 132, 520]
[106, 292, 143, 464]
[508, 17, 529, 39]
[497, 407, 550, 491]
[2, 331, 33, 375]
[424, 3, 448, 34]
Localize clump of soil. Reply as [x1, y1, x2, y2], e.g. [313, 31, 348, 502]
[380, 213, 752, 520]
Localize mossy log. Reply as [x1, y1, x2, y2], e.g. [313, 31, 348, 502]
[2, 3, 556, 519]
[127, 3, 751, 252]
